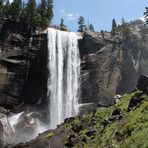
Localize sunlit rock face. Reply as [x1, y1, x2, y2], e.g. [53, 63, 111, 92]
[80, 31, 123, 106]
[80, 26, 148, 107]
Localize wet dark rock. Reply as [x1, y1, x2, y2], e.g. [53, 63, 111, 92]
[112, 108, 121, 116]
[115, 132, 122, 141]
[64, 117, 75, 123]
[64, 143, 73, 147]
[90, 117, 97, 125]
[67, 134, 78, 146]
[82, 137, 87, 143]
[108, 116, 117, 122]
[118, 115, 123, 120]
[101, 120, 110, 128]
[109, 109, 123, 122]
[72, 124, 83, 133]
[128, 97, 144, 111]
[86, 130, 96, 137]
[137, 74, 148, 93]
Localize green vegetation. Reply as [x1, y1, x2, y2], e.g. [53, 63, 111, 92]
[59, 91, 148, 147]
[46, 132, 53, 138]
[0, 0, 53, 30]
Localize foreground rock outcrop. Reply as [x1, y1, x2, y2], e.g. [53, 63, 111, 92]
[10, 90, 148, 148]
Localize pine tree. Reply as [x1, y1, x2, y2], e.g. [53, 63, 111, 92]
[9, 0, 22, 22]
[0, 0, 54, 30]
[46, 0, 53, 25]
[89, 23, 94, 31]
[60, 18, 65, 30]
[3, 0, 10, 18]
[111, 18, 117, 36]
[25, 0, 36, 27]
[38, 0, 46, 18]
[144, 7, 148, 24]
[19, 1, 26, 25]
[78, 16, 85, 32]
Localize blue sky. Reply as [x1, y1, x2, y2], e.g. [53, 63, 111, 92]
[52, 0, 147, 31]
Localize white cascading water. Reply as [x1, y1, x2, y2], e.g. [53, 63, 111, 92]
[47, 28, 80, 129]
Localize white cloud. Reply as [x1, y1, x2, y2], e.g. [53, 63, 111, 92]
[60, 9, 79, 21]
[66, 13, 79, 21]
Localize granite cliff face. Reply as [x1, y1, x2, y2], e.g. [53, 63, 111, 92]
[0, 20, 48, 110]
[80, 31, 123, 106]
[80, 20, 148, 106]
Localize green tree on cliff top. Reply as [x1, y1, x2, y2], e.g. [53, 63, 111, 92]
[111, 18, 117, 36]
[78, 16, 85, 32]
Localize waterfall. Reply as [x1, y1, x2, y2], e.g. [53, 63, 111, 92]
[47, 28, 80, 129]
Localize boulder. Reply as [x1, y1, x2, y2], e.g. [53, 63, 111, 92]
[112, 108, 121, 116]
[137, 74, 148, 92]
[86, 129, 96, 137]
[128, 97, 144, 111]
[114, 95, 122, 103]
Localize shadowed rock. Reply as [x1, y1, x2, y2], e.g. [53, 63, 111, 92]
[137, 74, 148, 92]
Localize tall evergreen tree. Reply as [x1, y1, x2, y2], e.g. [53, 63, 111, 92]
[111, 18, 117, 36]
[0, 0, 54, 29]
[78, 16, 85, 32]
[38, 0, 46, 18]
[46, 0, 53, 24]
[25, 0, 36, 27]
[19, 1, 26, 25]
[144, 7, 148, 24]
[9, 0, 22, 22]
